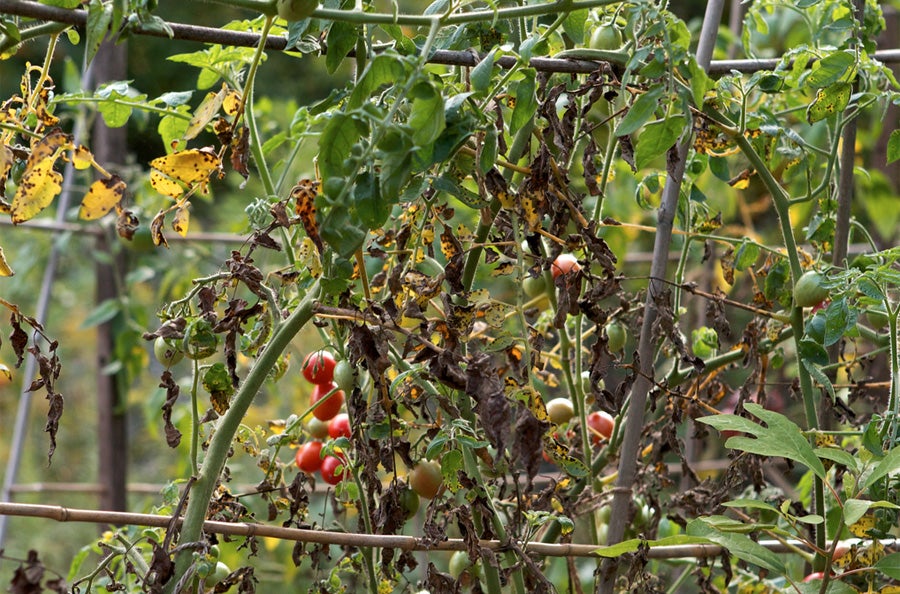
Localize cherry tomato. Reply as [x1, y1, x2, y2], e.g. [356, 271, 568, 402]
[551, 254, 581, 279]
[793, 270, 829, 308]
[311, 382, 344, 421]
[277, 0, 318, 20]
[153, 336, 184, 367]
[587, 411, 615, 444]
[409, 460, 443, 499]
[302, 350, 336, 385]
[545, 398, 575, 425]
[306, 416, 330, 439]
[399, 486, 420, 519]
[803, 572, 825, 583]
[605, 321, 627, 352]
[333, 359, 355, 393]
[320, 454, 347, 485]
[328, 413, 351, 439]
[295, 441, 323, 473]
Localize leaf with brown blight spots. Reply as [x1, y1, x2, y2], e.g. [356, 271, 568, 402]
[71, 145, 94, 170]
[79, 175, 126, 220]
[0, 144, 14, 196]
[291, 179, 323, 253]
[150, 210, 169, 247]
[11, 159, 63, 224]
[149, 149, 219, 197]
[173, 205, 190, 236]
[223, 88, 242, 116]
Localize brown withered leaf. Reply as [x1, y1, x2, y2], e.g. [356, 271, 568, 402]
[150, 210, 169, 248]
[466, 352, 508, 455]
[512, 405, 544, 488]
[720, 247, 735, 285]
[583, 137, 601, 196]
[230, 125, 250, 183]
[116, 208, 140, 240]
[10, 550, 46, 594]
[424, 562, 460, 594]
[159, 370, 182, 447]
[10, 313, 29, 366]
[618, 135, 636, 171]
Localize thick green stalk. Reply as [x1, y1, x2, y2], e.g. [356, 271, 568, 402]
[167, 280, 321, 592]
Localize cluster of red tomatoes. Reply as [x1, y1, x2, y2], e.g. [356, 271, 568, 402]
[294, 350, 351, 485]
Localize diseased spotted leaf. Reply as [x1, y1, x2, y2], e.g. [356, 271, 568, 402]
[11, 158, 63, 224]
[78, 175, 126, 220]
[183, 84, 226, 141]
[149, 148, 220, 197]
[172, 204, 190, 236]
[0, 246, 13, 276]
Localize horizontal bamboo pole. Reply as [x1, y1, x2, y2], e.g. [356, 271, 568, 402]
[1, 501, 895, 560]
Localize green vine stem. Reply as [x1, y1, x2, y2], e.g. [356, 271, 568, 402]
[166, 280, 321, 593]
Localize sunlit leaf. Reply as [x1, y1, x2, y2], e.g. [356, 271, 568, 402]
[183, 84, 227, 141]
[149, 148, 220, 197]
[172, 205, 190, 236]
[11, 158, 63, 223]
[687, 518, 785, 573]
[0, 246, 13, 276]
[79, 175, 126, 220]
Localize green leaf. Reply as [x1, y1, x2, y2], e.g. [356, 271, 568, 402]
[353, 171, 389, 229]
[510, 71, 537, 136]
[813, 447, 858, 472]
[807, 81, 852, 124]
[81, 298, 121, 328]
[823, 298, 855, 346]
[325, 21, 358, 74]
[764, 257, 790, 304]
[687, 519, 785, 572]
[158, 113, 189, 153]
[686, 57, 712, 108]
[441, 449, 463, 492]
[802, 358, 836, 402]
[874, 551, 900, 579]
[320, 208, 367, 259]
[615, 86, 664, 137]
[806, 51, 855, 88]
[861, 445, 900, 491]
[319, 112, 365, 180]
[721, 499, 780, 514]
[85, 0, 112, 66]
[887, 129, 900, 164]
[595, 535, 712, 558]
[698, 403, 827, 479]
[798, 337, 828, 365]
[471, 48, 498, 95]
[734, 239, 760, 271]
[409, 81, 446, 147]
[843, 498, 871, 527]
[479, 127, 498, 174]
[349, 54, 410, 109]
[635, 116, 685, 170]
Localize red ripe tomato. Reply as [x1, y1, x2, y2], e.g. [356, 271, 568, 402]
[587, 411, 615, 445]
[302, 350, 336, 385]
[551, 254, 581, 279]
[803, 572, 825, 583]
[328, 413, 351, 439]
[311, 382, 345, 421]
[295, 441, 323, 473]
[320, 454, 347, 485]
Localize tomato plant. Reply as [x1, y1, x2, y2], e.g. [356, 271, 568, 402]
[302, 350, 336, 385]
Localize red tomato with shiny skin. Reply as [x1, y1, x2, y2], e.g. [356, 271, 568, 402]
[587, 411, 614, 444]
[328, 413, 351, 439]
[302, 350, 336, 385]
[295, 441, 323, 473]
[320, 454, 346, 485]
[551, 254, 581, 279]
[311, 382, 344, 421]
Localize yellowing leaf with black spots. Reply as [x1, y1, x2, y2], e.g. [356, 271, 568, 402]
[223, 88, 242, 116]
[11, 159, 63, 224]
[404, 270, 443, 304]
[150, 149, 220, 197]
[79, 175, 126, 220]
[542, 432, 588, 477]
[71, 145, 94, 170]
[150, 210, 169, 247]
[440, 226, 462, 260]
[520, 191, 541, 231]
[172, 205, 190, 236]
[0, 246, 13, 276]
[492, 262, 515, 276]
[297, 236, 322, 278]
[29, 129, 72, 163]
[183, 84, 227, 141]
[1, 144, 15, 189]
[290, 178, 323, 253]
[807, 81, 852, 124]
[848, 513, 876, 538]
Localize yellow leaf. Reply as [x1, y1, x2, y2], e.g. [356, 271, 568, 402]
[183, 84, 227, 141]
[223, 89, 242, 116]
[150, 169, 184, 198]
[0, 363, 12, 384]
[149, 148, 220, 197]
[172, 205, 190, 236]
[0, 246, 13, 276]
[11, 158, 63, 223]
[79, 175, 126, 220]
[72, 145, 94, 170]
[28, 128, 72, 164]
[0, 144, 14, 189]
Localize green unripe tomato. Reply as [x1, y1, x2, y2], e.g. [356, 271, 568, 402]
[333, 359, 355, 393]
[277, 0, 318, 21]
[605, 321, 627, 352]
[399, 486, 420, 520]
[306, 415, 330, 439]
[154, 336, 183, 367]
[522, 275, 547, 298]
[209, 561, 230, 584]
[589, 25, 623, 50]
[793, 270, 829, 308]
[448, 551, 469, 580]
